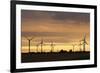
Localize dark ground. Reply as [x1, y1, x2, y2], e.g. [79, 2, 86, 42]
[21, 51, 90, 63]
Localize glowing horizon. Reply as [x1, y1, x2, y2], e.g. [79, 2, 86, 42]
[21, 45, 90, 53]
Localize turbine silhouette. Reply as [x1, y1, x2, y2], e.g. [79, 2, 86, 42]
[25, 37, 34, 53]
[36, 44, 39, 53]
[40, 39, 44, 52]
[72, 44, 76, 52]
[50, 42, 55, 52]
[78, 41, 82, 51]
[81, 33, 88, 52]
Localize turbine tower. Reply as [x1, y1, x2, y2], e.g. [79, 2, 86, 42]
[40, 39, 43, 53]
[78, 41, 82, 51]
[50, 42, 54, 52]
[72, 44, 76, 52]
[36, 44, 39, 53]
[25, 37, 33, 53]
[81, 33, 88, 52]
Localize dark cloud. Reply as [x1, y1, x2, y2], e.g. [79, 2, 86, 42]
[22, 32, 83, 37]
[21, 10, 90, 24]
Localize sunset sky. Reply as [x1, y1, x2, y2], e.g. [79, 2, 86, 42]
[21, 10, 90, 53]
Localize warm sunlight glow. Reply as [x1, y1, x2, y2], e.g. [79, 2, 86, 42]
[21, 10, 90, 53]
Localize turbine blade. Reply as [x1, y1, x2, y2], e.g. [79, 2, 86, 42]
[85, 41, 88, 45]
[24, 36, 29, 40]
[30, 37, 34, 40]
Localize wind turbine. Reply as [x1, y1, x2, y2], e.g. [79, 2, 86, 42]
[78, 41, 82, 52]
[72, 44, 76, 52]
[25, 36, 34, 53]
[81, 33, 88, 52]
[50, 42, 55, 52]
[36, 44, 39, 53]
[40, 39, 44, 53]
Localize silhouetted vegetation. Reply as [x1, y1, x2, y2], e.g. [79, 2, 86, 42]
[69, 49, 72, 52]
[59, 50, 67, 53]
[21, 51, 90, 63]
